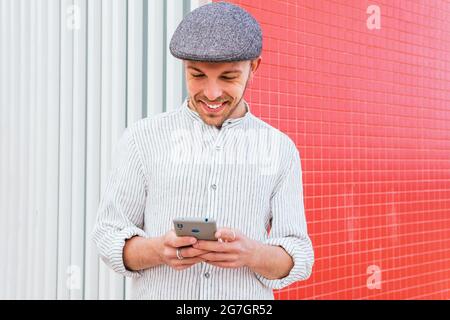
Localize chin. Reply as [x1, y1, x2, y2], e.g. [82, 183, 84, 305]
[201, 117, 222, 127]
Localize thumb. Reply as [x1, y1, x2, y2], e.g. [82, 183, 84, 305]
[168, 230, 197, 248]
[216, 228, 237, 242]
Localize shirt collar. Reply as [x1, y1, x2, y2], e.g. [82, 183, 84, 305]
[181, 97, 251, 129]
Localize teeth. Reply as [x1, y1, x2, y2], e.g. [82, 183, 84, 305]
[204, 102, 225, 109]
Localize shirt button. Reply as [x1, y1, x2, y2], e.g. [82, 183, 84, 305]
[215, 145, 222, 151]
[211, 184, 217, 190]
[204, 272, 210, 279]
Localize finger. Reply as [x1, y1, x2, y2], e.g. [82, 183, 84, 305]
[173, 265, 190, 271]
[193, 240, 230, 252]
[215, 228, 238, 242]
[173, 257, 204, 266]
[200, 252, 237, 262]
[180, 247, 210, 258]
[204, 261, 238, 268]
[173, 263, 198, 271]
[166, 230, 197, 248]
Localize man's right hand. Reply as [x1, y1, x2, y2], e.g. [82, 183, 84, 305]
[157, 230, 210, 271]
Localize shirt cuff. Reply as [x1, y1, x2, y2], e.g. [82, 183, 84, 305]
[99, 226, 149, 278]
[255, 236, 314, 290]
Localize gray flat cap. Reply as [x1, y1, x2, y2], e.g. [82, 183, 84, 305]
[169, 2, 262, 62]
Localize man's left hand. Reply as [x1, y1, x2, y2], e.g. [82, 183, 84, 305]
[192, 228, 261, 269]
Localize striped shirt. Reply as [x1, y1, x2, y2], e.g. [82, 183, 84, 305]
[92, 98, 314, 299]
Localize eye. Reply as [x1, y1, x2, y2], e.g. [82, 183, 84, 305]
[221, 76, 236, 80]
[191, 74, 204, 78]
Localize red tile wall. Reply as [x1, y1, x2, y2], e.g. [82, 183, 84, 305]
[215, 0, 450, 299]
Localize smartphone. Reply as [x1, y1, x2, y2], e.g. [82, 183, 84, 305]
[173, 217, 217, 241]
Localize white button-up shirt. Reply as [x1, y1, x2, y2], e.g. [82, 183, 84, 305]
[93, 98, 314, 299]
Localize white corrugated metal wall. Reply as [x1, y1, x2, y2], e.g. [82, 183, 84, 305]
[0, 0, 210, 300]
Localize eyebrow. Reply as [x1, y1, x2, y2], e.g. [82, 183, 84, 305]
[187, 66, 242, 75]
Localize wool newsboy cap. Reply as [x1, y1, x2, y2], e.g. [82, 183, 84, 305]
[169, 2, 262, 62]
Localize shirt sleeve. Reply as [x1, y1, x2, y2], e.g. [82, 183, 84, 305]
[92, 126, 149, 278]
[256, 141, 314, 289]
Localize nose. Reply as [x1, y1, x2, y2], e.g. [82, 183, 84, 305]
[203, 79, 223, 102]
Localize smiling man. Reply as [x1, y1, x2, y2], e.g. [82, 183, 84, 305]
[184, 59, 256, 129]
[93, 1, 314, 300]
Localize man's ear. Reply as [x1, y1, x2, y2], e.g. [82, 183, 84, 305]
[248, 56, 262, 83]
[251, 56, 262, 73]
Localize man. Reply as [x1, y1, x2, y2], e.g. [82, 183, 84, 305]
[93, 1, 313, 300]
